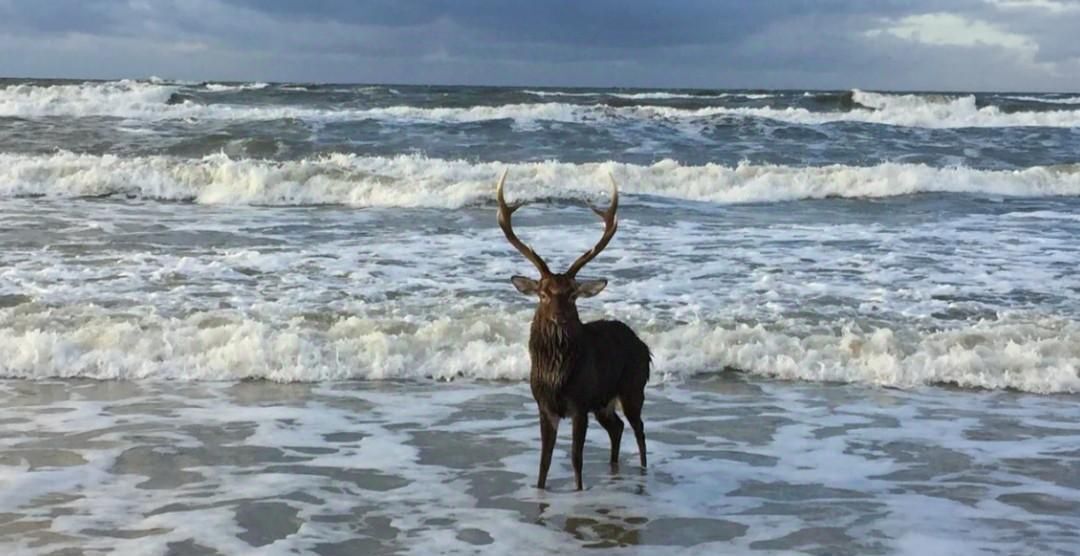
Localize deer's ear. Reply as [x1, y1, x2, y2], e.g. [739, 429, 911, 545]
[510, 276, 539, 295]
[575, 279, 607, 298]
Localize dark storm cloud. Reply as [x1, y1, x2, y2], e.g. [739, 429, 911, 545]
[0, 0, 1076, 90]
[216, 0, 933, 49]
[220, 0, 774, 48]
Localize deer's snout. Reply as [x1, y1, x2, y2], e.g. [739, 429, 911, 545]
[546, 299, 577, 325]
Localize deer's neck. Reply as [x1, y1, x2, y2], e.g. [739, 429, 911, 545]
[528, 316, 585, 378]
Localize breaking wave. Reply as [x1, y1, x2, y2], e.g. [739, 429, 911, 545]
[0, 304, 1077, 393]
[1002, 95, 1080, 105]
[2, 151, 1080, 207]
[0, 80, 585, 123]
[4, 81, 1080, 128]
[203, 82, 270, 92]
[523, 90, 776, 100]
[0, 80, 177, 118]
[639, 90, 1080, 128]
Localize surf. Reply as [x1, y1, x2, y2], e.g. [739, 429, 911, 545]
[3, 151, 1080, 207]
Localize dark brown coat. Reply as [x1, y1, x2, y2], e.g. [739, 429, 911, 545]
[498, 171, 651, 490]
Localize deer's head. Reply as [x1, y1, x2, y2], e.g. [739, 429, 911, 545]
[496, 170, 619, 327]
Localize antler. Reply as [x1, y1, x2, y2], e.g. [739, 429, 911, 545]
[496, 170, 552, 277]
[565, 173, 619, 278]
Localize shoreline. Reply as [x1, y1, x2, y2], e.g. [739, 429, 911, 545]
[1, 375, 1077, 554]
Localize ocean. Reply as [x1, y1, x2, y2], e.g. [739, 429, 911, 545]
[0, 78, 1078, 554]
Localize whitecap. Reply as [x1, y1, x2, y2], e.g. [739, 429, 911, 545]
[2, 152, 1079, 207]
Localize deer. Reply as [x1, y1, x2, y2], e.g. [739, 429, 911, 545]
[496, 170, 651, 491]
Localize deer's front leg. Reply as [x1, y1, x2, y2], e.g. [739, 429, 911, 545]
[537, 411, 559, 489]
[571, 412, 588, 491]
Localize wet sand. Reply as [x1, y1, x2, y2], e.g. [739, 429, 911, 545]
[1, 375, 1078, 555]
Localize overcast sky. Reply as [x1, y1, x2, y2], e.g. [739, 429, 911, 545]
[2, 0, 1079, 91]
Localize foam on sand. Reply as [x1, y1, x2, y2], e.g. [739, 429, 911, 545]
[3, 375, 1075, 554]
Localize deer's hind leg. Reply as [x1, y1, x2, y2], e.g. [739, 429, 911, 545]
[570, 412, 589, 491]
[594, 402, 624, 470]
[618, 388, 647, 468]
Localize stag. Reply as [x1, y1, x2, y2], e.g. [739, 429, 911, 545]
[496, 170, 651, 491]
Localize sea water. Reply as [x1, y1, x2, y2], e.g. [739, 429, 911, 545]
[1, 79, 1078, 554]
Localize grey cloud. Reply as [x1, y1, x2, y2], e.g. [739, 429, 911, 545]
[977, 5, 1080, 63]
[215, 0, 937, 50]
[0, 0, 121, 35]
[0, 0, 1076, 90]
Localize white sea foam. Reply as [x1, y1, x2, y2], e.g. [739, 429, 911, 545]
[5, 81, 1078, 128]
[610, 92, 775, 100]
[367, 95, 1080, 128]
[845, 89, 1080, 127]
[2, 165, 1078, 393]
[851, 89, 957, 111]
[523, 90, 775, 100]
[0, 80, 178, 118]
[0, 80, 584, 123]
[204, 82, 270, 92]
[1002, 94, 1080, 105]
[2, 151, 1079, 207]
[355, 103, 585, 124]
[635, 90, 1080, 128]
[0, 304, 1077, 392]
[4, 376, 1074, 554]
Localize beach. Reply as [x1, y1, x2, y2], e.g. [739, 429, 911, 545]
[2, 376, 1078, 555]
[2, 79, 1080, 554]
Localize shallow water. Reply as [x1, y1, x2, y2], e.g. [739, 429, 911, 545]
[3, 193, 1079, 392]
[2, 79, 1080, 554]
[3, 80, 1080, 391]
[1, 376, 1077, 555]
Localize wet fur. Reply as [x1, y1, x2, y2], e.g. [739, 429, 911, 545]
[528, 311, 651, 490]
[498, 172, 646, 490]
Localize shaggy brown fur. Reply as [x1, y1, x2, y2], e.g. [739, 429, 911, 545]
[498, 171, 651, 490]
